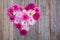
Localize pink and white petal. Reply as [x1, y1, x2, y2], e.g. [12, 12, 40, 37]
[22, 26, 30, 31]
[15, 11, 23, 18]
[21, 20, 28, 26]
[14, 18, 20, 24]
[19, 25, 30, 36]
[25, 3, 36, 10]
[28, 17, 36, 26]
[27, 10, 32, 17]
[27, 10, 36, 17]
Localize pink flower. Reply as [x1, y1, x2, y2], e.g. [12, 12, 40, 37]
[25, 3, 36, 10]
[12, 4, 23, 11]
[14, 18, 20, 24]
[33, 13, 40, 20]
[15, 11, 23, 18]
[7, 7, 15, 21]
[9, 15, 15, 21]
[34, 7, 40, 13]
[22, 14, 29, 20]
[12, 4, 19, 11]
[28, 17, 36, 26]
[27, 10, 33, 17]
[19, 30, 28, 36]
[14, 23, 22, 30]
[21, 25, 30, 31]
[19, 6, 23, 11]
[7, 7, 14, 16]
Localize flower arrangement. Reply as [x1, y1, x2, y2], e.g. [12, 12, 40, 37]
[7, 3, 40, 36]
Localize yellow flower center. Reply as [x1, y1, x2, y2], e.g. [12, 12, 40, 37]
[13, 11, 16, 15]
[22, 21, 27, 26]
[30, 19, 32, 22]
[29, 13, 32, 16]
[18, 14, 21, 16]
[29, 10, 36, 16]
[16, 20, 19, 22]
[23, 9, 27, 13]
[31, 10, 35, 15]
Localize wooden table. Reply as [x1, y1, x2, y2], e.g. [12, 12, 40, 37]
[0, 0, 60, 40]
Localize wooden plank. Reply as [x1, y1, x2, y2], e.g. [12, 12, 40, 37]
[35, 0, 39, 40]
[47, 0, 57, 40]
[3, 0, 14, 40]
[7, 0, 14, 40]
[0, 0, 3, 40]
[39, 0, 50, 40]
[3, 0, 10, 40]
[56, 0, 60, 40]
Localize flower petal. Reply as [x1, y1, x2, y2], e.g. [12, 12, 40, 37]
[14, 23, 22, 30]
[14, 19, 20, 24]
[33, 13, 40, 20]
[19, 6, 23, 11]
[13, 4, 19, 10]
[15, 11, 23, 18]
[27, 10, 33, 17]
[7, 7, 14, 16]
[25, 3, 36, 10]
[9, 15, 15, 21]
[22, 14, 29, 20]
[34, 7, 40, 13]
[22, 26, 30, 31]
[19, 29, 28, 36]
[7, 3, 41, 36]
[28, 17, 36, 26]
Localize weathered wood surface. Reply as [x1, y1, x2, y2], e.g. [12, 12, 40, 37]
[0, 0, 60, 40]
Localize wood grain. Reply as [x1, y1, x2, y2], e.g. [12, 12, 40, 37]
[0, 0, 3, 40]
[0, 0, 60, 40]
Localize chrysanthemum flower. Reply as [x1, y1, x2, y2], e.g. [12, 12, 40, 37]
[27, 10, 35, 17]
[15, 11, 23, 18]
[34, 7, 40, 13]
[22, 14, 29, 20]
[13, 4, 20, 11]
[22, 25, 29, 31]
[9, 15, 15, 21]
[14, 23, 22, 30]
[28, 17, 36, 26]
[33, 13, 40, 20]
[19, 29, 28, 36]
[25, 3, 36, 10]
[7, 7, 15, 21]
[14, 18, 20, 24]
[21, 21, 27, 26]
[7, 7, 14, 15]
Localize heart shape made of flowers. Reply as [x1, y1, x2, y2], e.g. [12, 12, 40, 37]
[7, 3, 40, 36]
